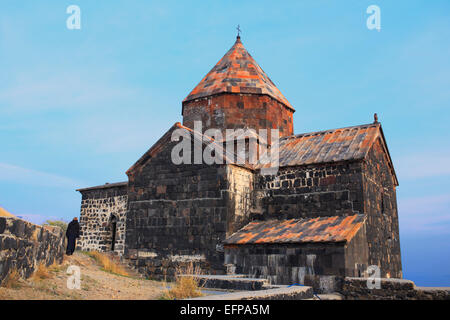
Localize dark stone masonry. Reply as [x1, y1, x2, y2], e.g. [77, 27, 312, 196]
[257, 161, 364, 220]
[77, 182, 127, 254]
[0, 216, 65, 285]
[75, 35, 417, 298]
[123, 127, 255, 279]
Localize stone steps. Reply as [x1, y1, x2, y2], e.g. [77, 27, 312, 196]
[182, 274, 269, 291]
[314, 293, 344, 300]
[182, 274, 314, 300]
[190, 285, 314, 300]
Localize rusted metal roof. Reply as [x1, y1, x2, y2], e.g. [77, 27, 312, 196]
[277, 123, 380, 166]
[183, 36, 294, 110]
[255, 123, 386, 167]
[224, 214, 366, 245]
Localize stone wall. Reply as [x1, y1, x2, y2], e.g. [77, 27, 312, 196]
[344, 221, 369, 278]
[0, 217, 65, 285]
[362, 138, 402, 278]
[77, 183, 127, 255]
[256, 161, 364, 220]
[341, 277, 450, 300]
[126, 133, 229, 279]
[182, 93, 294, 137]
[226, 165, 254, 236]
[125, 119, 261, 280]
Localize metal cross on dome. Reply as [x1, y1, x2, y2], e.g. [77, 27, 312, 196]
[236, 24, 241, 37]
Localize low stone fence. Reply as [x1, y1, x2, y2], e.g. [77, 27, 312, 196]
[341, 277, 450, 300]
[0, 216, 65, 285]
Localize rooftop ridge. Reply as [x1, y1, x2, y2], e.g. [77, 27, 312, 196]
[281, 122, 380, 141]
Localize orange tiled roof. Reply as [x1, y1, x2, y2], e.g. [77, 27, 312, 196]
[276, 123, 381, 166]
[183, 36, 294, 110]
[258, 122, 385, 165]
[224, 214, 366, 245]
[253, 122, 398, 185]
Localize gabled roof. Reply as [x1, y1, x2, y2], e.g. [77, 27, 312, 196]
[255, 122, 398, 185]
[126, 122, 248, 176]
[224, 214, 366, 245]
[126, 123, 180, 176]
[183, 36, 294, 110]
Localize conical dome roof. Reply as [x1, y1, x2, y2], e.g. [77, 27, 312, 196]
[183, 36, 294, 110]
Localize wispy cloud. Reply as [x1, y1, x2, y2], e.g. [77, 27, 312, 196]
[0, 70, 138, 113]
[72, 115, 173, 154]
[395, 152, 450, 180]
[399, 194, 450, 234]
[0, 162, 83, 188]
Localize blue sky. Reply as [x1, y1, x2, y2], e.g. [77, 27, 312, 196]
[0, 1, 449, 286]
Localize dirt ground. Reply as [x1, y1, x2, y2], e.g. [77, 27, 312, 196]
[0, 252, 166, 300]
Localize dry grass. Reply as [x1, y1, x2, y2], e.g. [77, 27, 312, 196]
[1, 269, 22, 289]
[32, 263, 51, 280]
[48, 261, 64, 273]
[0, 288, 10, 299]
[85, 251, 129, 277]
[161, 262, 204, 300]
[0, 253, 165, 300]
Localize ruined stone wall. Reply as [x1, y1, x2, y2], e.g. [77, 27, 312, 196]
[362, 138, 402, 278]
[78, 184, 127, 255]
[0, 217, 65, 285]
[182, 93, 294, 137]
[256, 161, 364, 220]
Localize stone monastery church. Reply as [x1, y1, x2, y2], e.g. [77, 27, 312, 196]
[77, 34, 402, 285]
